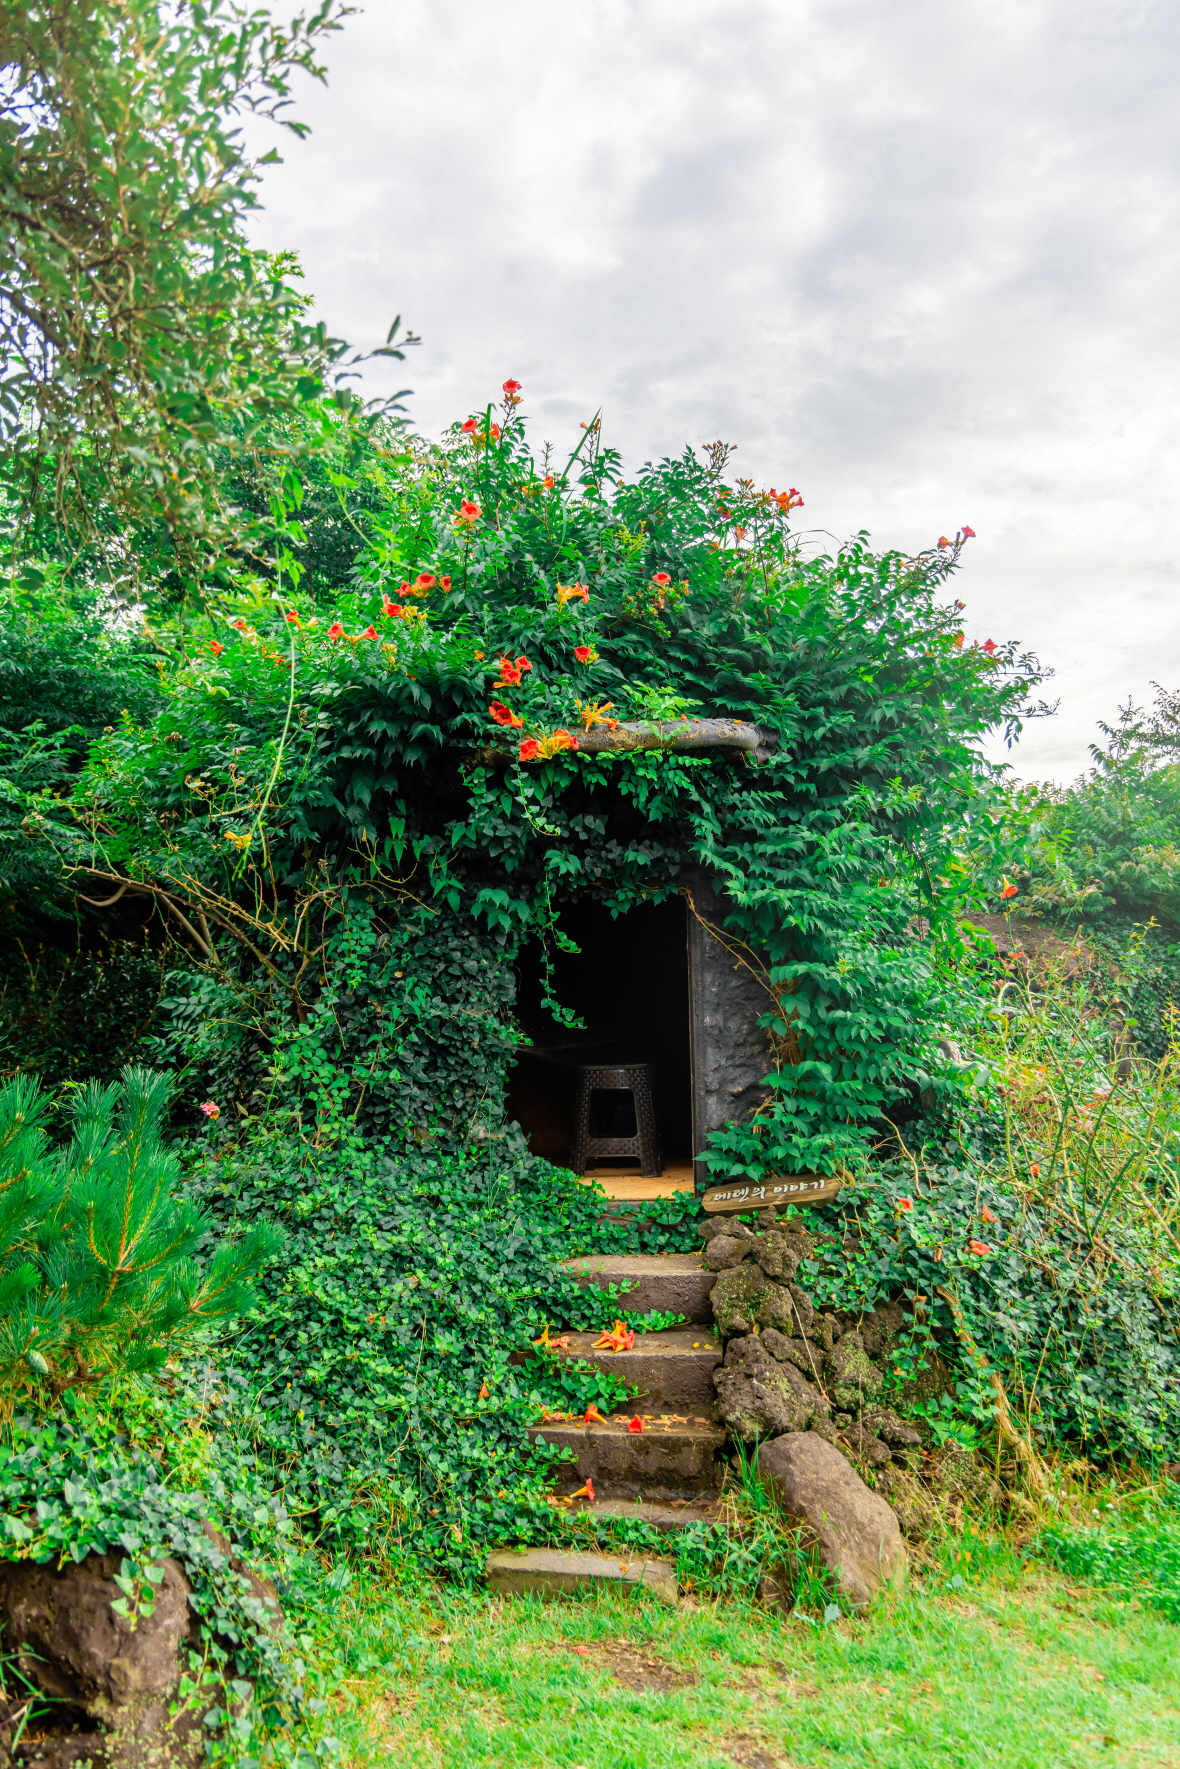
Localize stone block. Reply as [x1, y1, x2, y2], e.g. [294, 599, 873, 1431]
[486, 1548, 677, 1603]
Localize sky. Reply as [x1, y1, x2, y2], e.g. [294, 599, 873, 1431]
[246, 0, 1180, 780]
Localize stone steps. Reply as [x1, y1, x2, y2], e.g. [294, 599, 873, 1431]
[546, 1328, 722, 1413]
[531, 1413, 726, 1500]
[564, 1251, 716, 1322]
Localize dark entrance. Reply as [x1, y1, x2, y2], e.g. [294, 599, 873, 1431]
[508, 896, 693, 1175]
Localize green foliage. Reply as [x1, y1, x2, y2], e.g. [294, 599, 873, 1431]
[1039, 1488, 1180, 1623]
[64, 393, 1044, 1177]
[187, 1123, 699, 1576]
[0, 1393, 300, 1724]
[0, 1065, 280, 1404]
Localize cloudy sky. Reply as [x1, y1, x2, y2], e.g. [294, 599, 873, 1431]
[247, 0, 1180, 779]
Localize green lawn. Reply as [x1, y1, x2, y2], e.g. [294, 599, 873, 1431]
[295, 1553, 1180, 1769]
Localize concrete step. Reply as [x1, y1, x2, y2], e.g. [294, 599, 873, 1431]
[486, 1547, 677, 1603]
[565, 1252, 715, 1323]
[531, 1413, 727, 1500]
[549, 1328, 722, 1413]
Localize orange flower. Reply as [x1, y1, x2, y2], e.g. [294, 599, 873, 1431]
[651, 572, 672, 587]
[897, 1196, 914, 1212]
[535, 729, 578, 757]
[232, 618, 248, 631]
[938, 535, 951, 548]
[627, 1416, 644, 1434]
[415, 573, 436, 589]
[518, 738, 542, 762]
[543, 474, 556, 489]
[961, 525, 976, 539]
[1000, 879, 1018, 899]
[361, 626, 378, 640]
[577, 699, 617, 730]
[383, 599, 406, 618]
[478, 1382, 490, 1400]
[440, 575, 452, 590]
[489, 700, 524, 728]
[982, 638, 999, 655]
[980, 1206, 998, 1224]
[574, 645, 598, 664]
[503, 378, 522, 396]
[328, 621, 344, 639]
[455, 498, 481, 525]
[490, 423, 501, 441]
[968, 1239, 992, 1256]
[461, 418, 477, 433]
[285, 609, 301, 625]
[209, 640, 224, 656]
[556, 582, 589, 605]
[570, 1478, 596, 1500]
[582, 1406, 608, 1425]
[1030, 1163, 1041, 1179]
[593, 1321, 636, 1353]
[769, 486, 804, 512]
[494, 654, 533, 687]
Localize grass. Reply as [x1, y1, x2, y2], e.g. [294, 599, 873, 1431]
[278, 1530, 1180, 1769]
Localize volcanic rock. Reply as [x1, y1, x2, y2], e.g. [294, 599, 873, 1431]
[758, 1431, 908, 1607]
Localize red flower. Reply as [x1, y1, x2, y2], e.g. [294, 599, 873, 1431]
[455, 499, 481, 525]
[897, 1196, 914, 1212]
[328, 621, 344, 640]
[982, 638, 998, 655]
[961, 525, 976, 539]
[651, 572, 672, 587]
[770, 486, 804, 512]
[518, 738, 542, 761]
[489, 700, 524, 728]
[489, 423, 501, 441]
[285, 609, 300, 625]
[494, 654, 532, 686]
[574, 645, 597, 664]
[361, 626, 378, 640]
[502, 379, 522, 395]
[981, 1206, 998, 1224]
[1030, 1163, 1041, 1179]
[382, 598, 405, 618]
[415, 573, 436, 589]
[938, 535, 952, 549]
[543, 474, 555, 489]
[570, 1477, 596, 1499]
[199, 1100, 220, 1120]
[1000, 881, 1018, 900]
[952, 633, 964, 647]
[627, 1416, 644, 1434]
[461, 418, 477, 434]
[968, 1239, 992, 1256]
[440, 576, 452, 590]
[209, 640, 224, 656]
[232, 618, 248, 631]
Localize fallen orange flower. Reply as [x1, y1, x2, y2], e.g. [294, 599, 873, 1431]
[627, 1416, 645, 1433]
[583, 1404, 608, 1424]
[593, 1320, 636, 1352]
[570, 1479, 596, 1501]
[478, 1382, 490, 1400]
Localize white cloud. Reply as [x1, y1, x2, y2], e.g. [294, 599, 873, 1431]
[247, 0, 1180, 779]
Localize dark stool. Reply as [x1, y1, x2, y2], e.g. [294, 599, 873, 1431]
[571, 1062, 662, 1177]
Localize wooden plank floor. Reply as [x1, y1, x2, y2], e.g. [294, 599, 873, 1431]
[575, 1163, 696, 1200]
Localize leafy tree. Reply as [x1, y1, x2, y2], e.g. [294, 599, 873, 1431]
[0, 1064, 280, 1407]
[0, 0, 414, 570]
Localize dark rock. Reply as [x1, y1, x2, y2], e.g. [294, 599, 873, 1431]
[812, 1313, 842, 1352]
[839, 1424, 893, 1468]
[759, 1330, 824, 1383]
[714, 1338, 830, 1442]
[0, 1552, 203, 1766]
[699, 1218, 729, 1242]
[749, 1233, 803, 1281]
[704, 1235, 754, 1272]
[861, 1406, 922, 1449]
[824, 1332, 884, 1412]
[709, 1263, 774, 1337]
[786, 1285, 814, 1338]
[856, 1302, 906, 1362]
[757, 1432, 908, 1607]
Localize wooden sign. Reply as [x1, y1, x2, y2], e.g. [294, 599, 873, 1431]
[701, 1174, 841, 1215]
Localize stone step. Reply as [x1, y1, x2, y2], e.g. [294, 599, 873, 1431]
[549, 1328, 722, 1413]
[565, 1252, 715, 1323]
[531, 1413, 727, 1500]
[577, 1498, 723, 1530]
[486, 1547, 677, 1603]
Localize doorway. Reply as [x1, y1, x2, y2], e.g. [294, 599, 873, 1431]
[508, 895, 693, 1178]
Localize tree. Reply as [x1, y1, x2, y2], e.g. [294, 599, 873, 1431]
[0, 1064, 280, 1408]
[0, 0, 413, 571]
